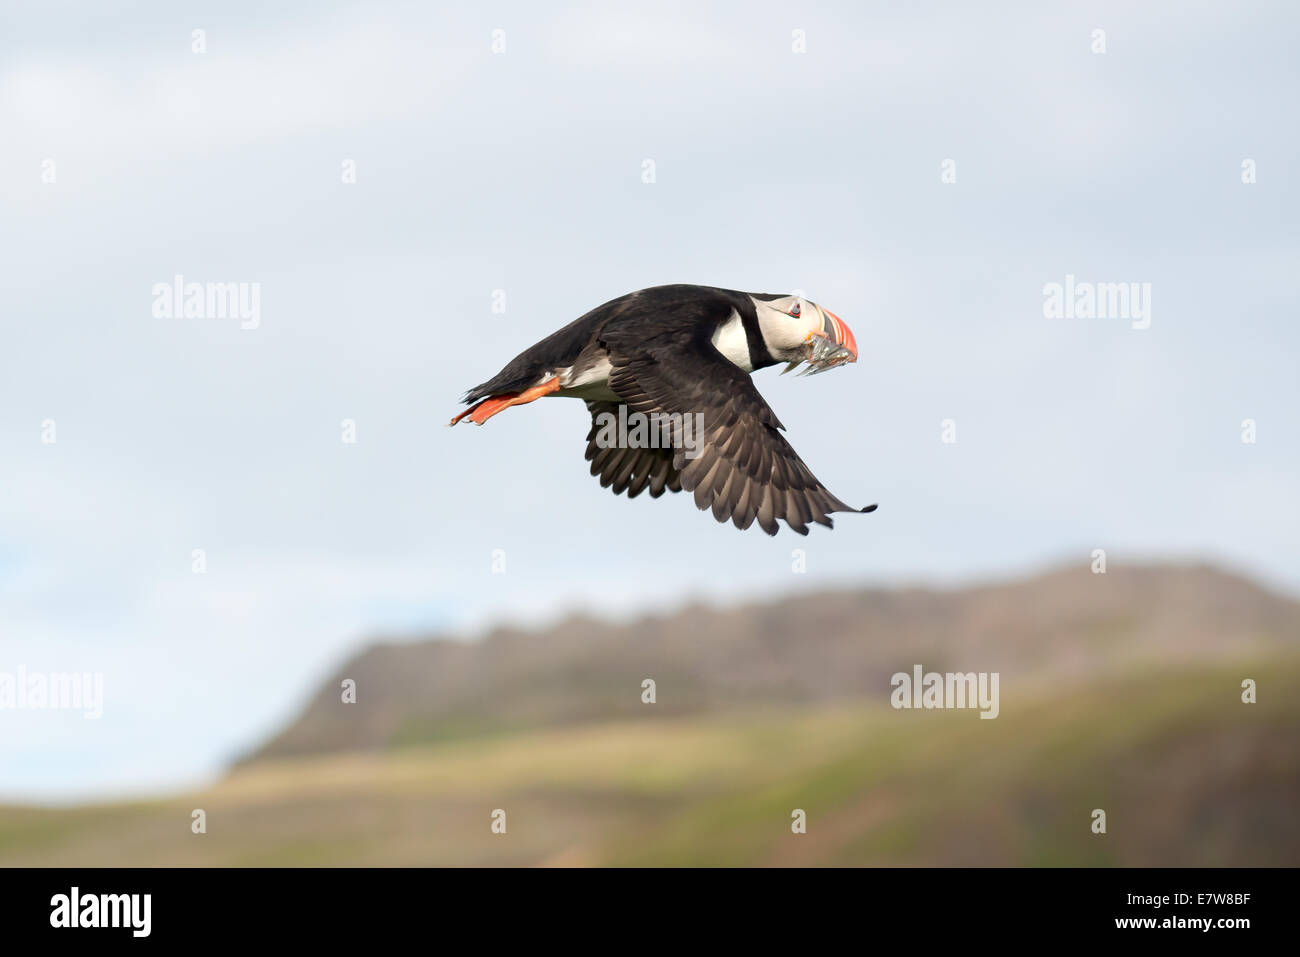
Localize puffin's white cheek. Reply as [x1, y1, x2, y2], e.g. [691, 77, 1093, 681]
[774, 323, 803, 351]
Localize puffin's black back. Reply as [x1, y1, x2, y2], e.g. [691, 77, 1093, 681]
[462, 284, 761, 404]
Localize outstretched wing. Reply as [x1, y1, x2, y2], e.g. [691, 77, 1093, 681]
[595, 323, 875, 535]
[584, 401, 683, 499]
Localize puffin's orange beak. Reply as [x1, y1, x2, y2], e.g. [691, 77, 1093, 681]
[814, 306, 858, 360]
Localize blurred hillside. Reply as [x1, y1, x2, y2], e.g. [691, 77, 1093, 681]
[247, 563, 1295, 760]
[2, 563, 1296, 866]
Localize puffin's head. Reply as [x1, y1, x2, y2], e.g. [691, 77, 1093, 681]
[750, 293, 858, 366]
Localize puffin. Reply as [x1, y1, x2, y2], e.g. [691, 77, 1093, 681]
[450, 284, 877, 535]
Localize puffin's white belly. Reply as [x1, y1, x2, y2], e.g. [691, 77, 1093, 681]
[555, 357, 620, 401]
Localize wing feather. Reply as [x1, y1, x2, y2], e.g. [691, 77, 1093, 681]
[579, 301, 874, 534]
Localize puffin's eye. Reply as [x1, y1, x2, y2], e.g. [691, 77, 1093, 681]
[789, 303, 801, 318]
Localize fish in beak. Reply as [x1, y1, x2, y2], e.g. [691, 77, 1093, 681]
[783, 305, 859, 375]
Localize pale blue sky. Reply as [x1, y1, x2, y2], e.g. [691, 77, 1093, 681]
[1, 0, 1297, 801]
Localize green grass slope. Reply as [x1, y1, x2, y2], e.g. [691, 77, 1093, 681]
[2, 659, 1294, 867]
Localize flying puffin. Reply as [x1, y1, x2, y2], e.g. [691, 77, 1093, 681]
[450, 284, 877, 535]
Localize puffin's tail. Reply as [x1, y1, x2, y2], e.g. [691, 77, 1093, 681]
[449, 377, 561, 426]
